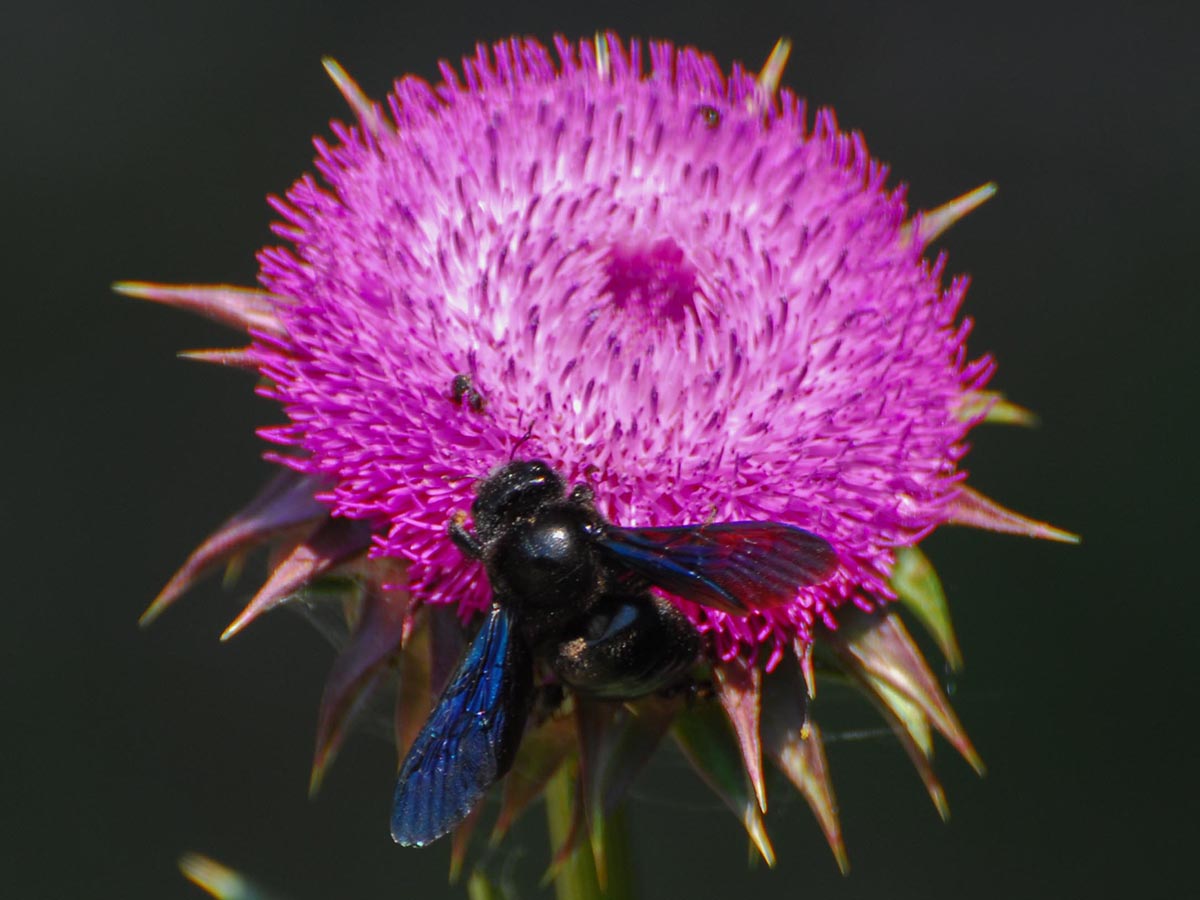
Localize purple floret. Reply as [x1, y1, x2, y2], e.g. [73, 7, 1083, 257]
[251, 35, 992, 663]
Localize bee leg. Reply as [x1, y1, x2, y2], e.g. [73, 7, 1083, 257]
[568, 483, 594, 506]
[686, 679, 714, 703]
[530, 681, 567, 725]
[448, 512, 483, 559]
[654, 677, 712, 704]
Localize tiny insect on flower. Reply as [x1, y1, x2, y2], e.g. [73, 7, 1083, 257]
[121, 32, 1075, 879]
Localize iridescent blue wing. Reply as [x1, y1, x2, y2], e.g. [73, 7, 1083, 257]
[390, 604, 532, 847]
[598, 522, 837, 615]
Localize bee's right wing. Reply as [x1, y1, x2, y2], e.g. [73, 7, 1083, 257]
[598, 522, 837, 615]
[390, 604, 532, 847]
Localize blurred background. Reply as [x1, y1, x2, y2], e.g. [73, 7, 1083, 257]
[3, 1, 1196, 897]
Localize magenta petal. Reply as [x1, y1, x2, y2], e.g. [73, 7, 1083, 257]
[393, 604, 468, 764]
[762, 662, 847, 874]
[575, 693, 680, 821]
[491, 714, 576, 844]
[847, 672, 952, 820]
[310, 570, 411, 794]
[948, 485, 1079, 543]
[832, 609, 983, 774]
[575, 699, 620, 885]
[713, 657, 767, 813]
[571, 694, 677, 882]
[321, 57, 388, 138]
[178, 852, 275, 900]
[394, 612, 432, 761]
[222, 516, 374, 639]
[904, 182, 997, 246]
[177, 346, 262, 371]
[114, 281, 287, 335]
[672, 701, 776, 866]
[596, 695, 680, 817]
[428, 605, 467, 698]
[143, 471, 330, 625]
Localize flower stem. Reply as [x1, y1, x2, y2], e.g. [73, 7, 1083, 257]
[545, 763, 635, 900]
[466, 870, 501, 900]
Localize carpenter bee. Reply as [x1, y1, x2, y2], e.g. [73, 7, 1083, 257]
[390, 459, 837, 846]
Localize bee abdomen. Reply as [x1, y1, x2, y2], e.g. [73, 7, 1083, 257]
[549, 593, 698, 699]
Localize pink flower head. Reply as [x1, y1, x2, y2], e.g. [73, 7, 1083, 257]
[124, 34, 1078, 872]
[251, 35, 992, 664]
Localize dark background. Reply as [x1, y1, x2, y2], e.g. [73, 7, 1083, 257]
[4, 1, 1196, 897]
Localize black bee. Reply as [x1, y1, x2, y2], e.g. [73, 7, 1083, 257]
[390, 459, 837, 847]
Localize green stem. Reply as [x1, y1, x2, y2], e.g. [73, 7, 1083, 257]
[466, 870, 501, 900]
[545, 763, 635, 900]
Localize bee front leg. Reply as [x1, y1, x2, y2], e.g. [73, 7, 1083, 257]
[448, 512, 483, 559]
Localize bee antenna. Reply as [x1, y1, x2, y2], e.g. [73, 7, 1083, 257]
[509, 425, 537, 460]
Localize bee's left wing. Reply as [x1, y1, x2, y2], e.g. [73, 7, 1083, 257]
[390, 604, 532, 847]
[598, 522, 837, 615]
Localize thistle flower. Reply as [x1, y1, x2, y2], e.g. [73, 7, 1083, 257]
[121, 33, 1075, 884]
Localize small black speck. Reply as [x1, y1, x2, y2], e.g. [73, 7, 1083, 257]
[450, 373, 486, 412]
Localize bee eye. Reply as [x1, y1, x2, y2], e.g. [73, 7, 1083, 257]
[697, 104, 721, 129]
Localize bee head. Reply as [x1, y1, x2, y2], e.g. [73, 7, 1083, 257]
[471, 459, 565, 541]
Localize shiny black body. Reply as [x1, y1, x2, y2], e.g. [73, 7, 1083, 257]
[391, 459, 837, 847]
[449, 460, 700, 690]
